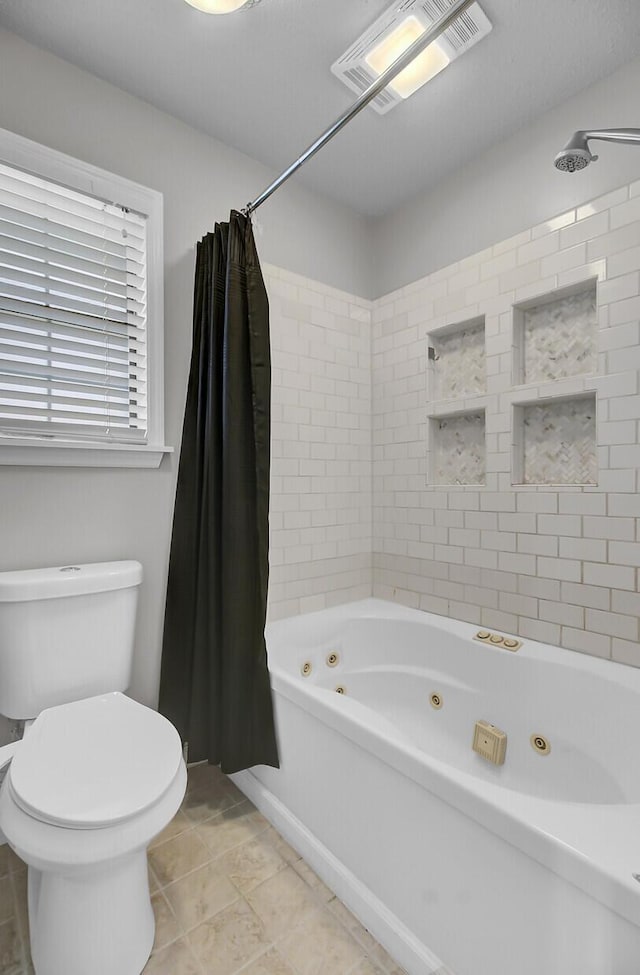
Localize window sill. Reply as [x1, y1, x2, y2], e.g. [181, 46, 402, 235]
[0, 438, 173, 469]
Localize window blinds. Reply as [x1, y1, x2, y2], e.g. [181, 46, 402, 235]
[0, 162, 148, 442]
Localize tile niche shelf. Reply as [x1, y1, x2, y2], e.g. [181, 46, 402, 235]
[513, 394, 597, 486]
[428, 316, 486, 400]
[512, 279, 597, 386]
[510, 279, 599, 486]
[429, 409, 486, 486]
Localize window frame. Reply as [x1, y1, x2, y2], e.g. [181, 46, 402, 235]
[0, 126, 171, 468]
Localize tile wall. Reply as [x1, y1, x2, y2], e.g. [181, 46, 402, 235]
[264, 265, 372, 621]
[372, 179, 640, 667]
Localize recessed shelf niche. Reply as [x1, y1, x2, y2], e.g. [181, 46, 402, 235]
[429, 317, 486, 400]
[513, 281, 597, 386]
[429, 410, 486, 486]
[513, 394, 597, 486]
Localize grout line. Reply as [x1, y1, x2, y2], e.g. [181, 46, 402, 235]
[9, 868, 30, 974]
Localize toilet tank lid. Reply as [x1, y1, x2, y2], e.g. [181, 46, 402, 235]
[0, 561, 143, 602]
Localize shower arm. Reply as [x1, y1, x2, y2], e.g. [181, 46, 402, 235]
[243, 0, 476, 216]
[574, 128, 640, 155]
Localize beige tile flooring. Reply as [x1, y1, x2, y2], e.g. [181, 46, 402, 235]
[0, 763, 454, 975]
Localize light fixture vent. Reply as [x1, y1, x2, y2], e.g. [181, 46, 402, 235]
[331, 0, 492, 114]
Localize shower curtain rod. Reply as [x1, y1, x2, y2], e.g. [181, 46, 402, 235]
[244, 0, 477, 216]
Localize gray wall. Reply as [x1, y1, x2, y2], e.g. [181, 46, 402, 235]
[0, 28, 371, 708]
[371, 55, 640, 298]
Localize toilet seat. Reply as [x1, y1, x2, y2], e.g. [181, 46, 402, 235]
[8, 692, 183, 829]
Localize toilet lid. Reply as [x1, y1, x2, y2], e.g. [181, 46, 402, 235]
[9, 692, 183, 829]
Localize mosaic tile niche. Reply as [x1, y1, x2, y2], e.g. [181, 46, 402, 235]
[515, 395, 597, 485]
[430, 318, 486, 399]
[430, 411, 486, 485]
[514, 281, 597, 385]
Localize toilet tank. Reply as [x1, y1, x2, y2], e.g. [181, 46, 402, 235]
[0, 561, 143, 719]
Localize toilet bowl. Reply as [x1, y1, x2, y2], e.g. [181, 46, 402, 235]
[0, 692, 187, 975]
[0, 560, 187, 974]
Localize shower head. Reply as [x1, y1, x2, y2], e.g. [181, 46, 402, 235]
[554, 128, 640, 174]
[554, 132, 597, 173]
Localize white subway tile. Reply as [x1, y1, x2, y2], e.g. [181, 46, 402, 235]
[480, 251, 517, 281]
[539, 600, 584, 628]
[608, 246, 640, 279]
[540, 243, 586, 277]
[610, 195, 640, 230]
[465, 548, 499, 570]
[562, 627, 611, 658]
[558, 494, 606, 515]
[608, 296, 640, 327]
[493, 229, 532, 255]
[583, 562, 635, 590]
[517, 234, 560, 265]
[612, 638, 640, 667]
[561, 581, 610, 610]
[532, 210, 575, 238]
[499, 592, 537, 617]
[537, 515, 582, 537]
[588, 221, 640, 261]
[560, 211, 609, 248]
[447, 601, 482, 624]
[559, 537, 606, 562]
[498, 512, 537, 533]
[518, 617, 561, 645]
[516, 493, 558, 513]
[518, 575, 561, 601]
[419, 594, 450, 616]
[518, 533, 558, 556]
[498, 552, 537, 575]
[537, 557, 581, 582]
[577, 187, 627, 218]
[598, 272, 640, 305]
[480, 608, 518, 634]
[608, 541, 640, 566]
[586, 608, 638, 640]
[609, 495, 640, 517]
[464, 585, 499, 609]
[583, 516, 634, 540]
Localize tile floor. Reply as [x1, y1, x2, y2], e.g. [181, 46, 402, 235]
[0, 763, 453, 975]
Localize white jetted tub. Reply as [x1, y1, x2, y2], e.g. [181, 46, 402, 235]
[232, 599, 640, 975]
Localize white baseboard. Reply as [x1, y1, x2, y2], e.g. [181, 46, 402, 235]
[230, 769, 444, 975]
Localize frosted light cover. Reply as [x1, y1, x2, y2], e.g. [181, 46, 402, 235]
[365, 15, 450, 98]
[184, 0, 250, 13]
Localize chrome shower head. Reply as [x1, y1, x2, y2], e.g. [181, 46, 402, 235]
[554, 128, 640, 174]
[554, 148, 593, 173]
[554, 132, 597, 173]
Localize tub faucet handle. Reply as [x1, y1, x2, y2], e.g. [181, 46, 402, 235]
[472, 721, 507, 766]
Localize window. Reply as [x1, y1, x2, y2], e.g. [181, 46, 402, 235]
[0, 128, 169, 467]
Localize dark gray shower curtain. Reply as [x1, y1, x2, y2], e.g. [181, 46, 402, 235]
[159, 211, 279, 774]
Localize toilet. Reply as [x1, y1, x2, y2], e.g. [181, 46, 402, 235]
[0, 561, 187, 975]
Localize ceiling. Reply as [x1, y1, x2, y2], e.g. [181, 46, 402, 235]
[1, 0, 640, 216]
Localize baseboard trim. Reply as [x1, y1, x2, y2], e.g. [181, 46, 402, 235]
[230, 769, 444, 975]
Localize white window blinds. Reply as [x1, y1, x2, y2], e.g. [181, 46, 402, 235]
[0, 161, 148, 443]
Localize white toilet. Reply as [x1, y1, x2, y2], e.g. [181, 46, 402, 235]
[0, 561, 187, 975]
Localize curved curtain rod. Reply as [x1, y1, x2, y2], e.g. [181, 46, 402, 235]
[243, 0, 477, 216]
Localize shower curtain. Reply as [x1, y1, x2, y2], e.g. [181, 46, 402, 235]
[159, 211, 279, 774]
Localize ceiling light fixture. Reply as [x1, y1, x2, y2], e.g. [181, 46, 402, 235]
[365, 15, 450, 99]
[332, 0, 492, 114]
[183, 0, 259, 14]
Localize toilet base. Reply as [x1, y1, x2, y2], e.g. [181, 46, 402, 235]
[29, 849, 154, 975]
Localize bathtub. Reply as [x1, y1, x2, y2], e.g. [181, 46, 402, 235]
[231, 599, 640, 975]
